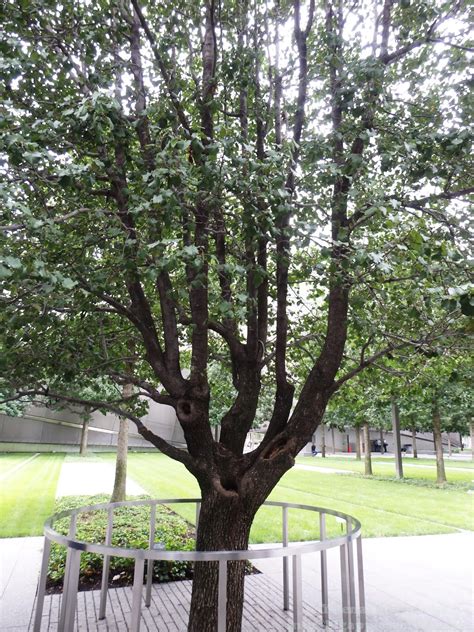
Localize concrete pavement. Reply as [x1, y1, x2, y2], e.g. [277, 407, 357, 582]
[1, 532, 472, 631]
[253, 532, 474, 632]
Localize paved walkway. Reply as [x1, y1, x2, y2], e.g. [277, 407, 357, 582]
[253, 532, 474, 632]
[32, 574, 332, 631]
[55, 456, 146, 497]
[2, 532, 472, 631]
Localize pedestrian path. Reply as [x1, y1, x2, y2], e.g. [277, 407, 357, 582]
[295, 463, 354, 475]
[32, 574, 333, 632]
[55, 454, 146, 497]
[253, 531, 474, 632]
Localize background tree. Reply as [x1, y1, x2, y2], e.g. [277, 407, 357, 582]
[1, 1, 472, 629]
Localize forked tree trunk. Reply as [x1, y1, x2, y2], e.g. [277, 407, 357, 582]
[432, 400, 447, 485]
[188, 492, 257, 632]
[355, 425, 361, 460]
[412, 428, 418, 458]
[363, 422, 372, 476]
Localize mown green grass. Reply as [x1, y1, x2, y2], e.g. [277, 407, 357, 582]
[0, 453, 65, 537]
[295, 455, 474, 485]
[0, 453, 37, 476]
[108, 452, 473, 543]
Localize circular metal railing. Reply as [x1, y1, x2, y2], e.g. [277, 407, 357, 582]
[33, 498, 366, 632]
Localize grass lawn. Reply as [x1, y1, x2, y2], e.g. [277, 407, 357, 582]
[296, 455, 474, 486]
[0, 453, 65, 537]
[102, 452, 473, 543]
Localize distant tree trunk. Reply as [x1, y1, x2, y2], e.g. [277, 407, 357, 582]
[363, 422, 372, 476]
[355, 425, 361, 460]
[432, 400, 447, 485]
[412, 428, 418, 459]
[391, 397, 403, 479]
[111, 382, 133, 503]
[471, 420, 474, 461]
[321, 424, 326, 458]
[447, 433, 452, 457]
[331, 426, 336, 455]
[379, 428, 385, 454]
[79, 417, 90, 456]
[459, 432, 463, 451]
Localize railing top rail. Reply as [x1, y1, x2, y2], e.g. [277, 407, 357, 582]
[44, 498, 361, 562]
[44, 497, 362, 562]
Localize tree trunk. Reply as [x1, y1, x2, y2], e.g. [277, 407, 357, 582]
[188, 492, 256, 632]
[321, 424, 326, 458]
[471, 420, 474, 461]
[379, 428, 385, 454]
[363, 422, 372, 476]
[412, 428, 418, 459]
[459, 432, 463, 451]
[331, 426, 336, 455]
[79, 417, 90, 456]
[111, 382, 133, 503]
[111, 417, 129, 502]
[432, 401, 447, 485]
[447, 433, 452, 457]
[391, 398, 403, 479]
[355, 425, 361, 460]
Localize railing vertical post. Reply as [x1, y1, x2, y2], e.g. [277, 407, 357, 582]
[99, 506, 114, 619]
[58, 513, 77, 632]
[357, 536, 367, 632]
[217, 559, 227, 632]
[130, 557, 145, 632]
[319, 512, 329, 626]
[340, 543, 349, 631]
[33, 537, 51, 632]
[63, 548, 81, 632]
[292, 554, 303, 631]
[145, 503, 157, 607]
[346, 518, 357, 631]
[282, 505, 290, 610]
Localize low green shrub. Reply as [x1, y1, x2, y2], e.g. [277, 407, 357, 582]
[47, 495, 195, 591]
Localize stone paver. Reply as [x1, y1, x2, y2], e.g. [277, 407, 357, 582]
[0, 537, 44, 631]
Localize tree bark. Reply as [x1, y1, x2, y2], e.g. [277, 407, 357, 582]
[355, 425, 361, 460]
[379, 428, 385, 454]
[188, 492, 256, 632]
[321, 424, 326, 458]
[447, 433, 452, 457]
[412, 428, 418, 459]
[363, 422, 372, 476]
[111, 382, 133, 503]
[432, 400, 447, 485]
[79, 417, 90, 456]
[391, 398, 403, 479]
[331, 426, 336, 455]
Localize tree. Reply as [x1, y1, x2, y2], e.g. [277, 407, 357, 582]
[1, 2, 472, 629]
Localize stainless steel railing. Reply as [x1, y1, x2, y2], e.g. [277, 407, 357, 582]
[33, 498, 366, 632]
